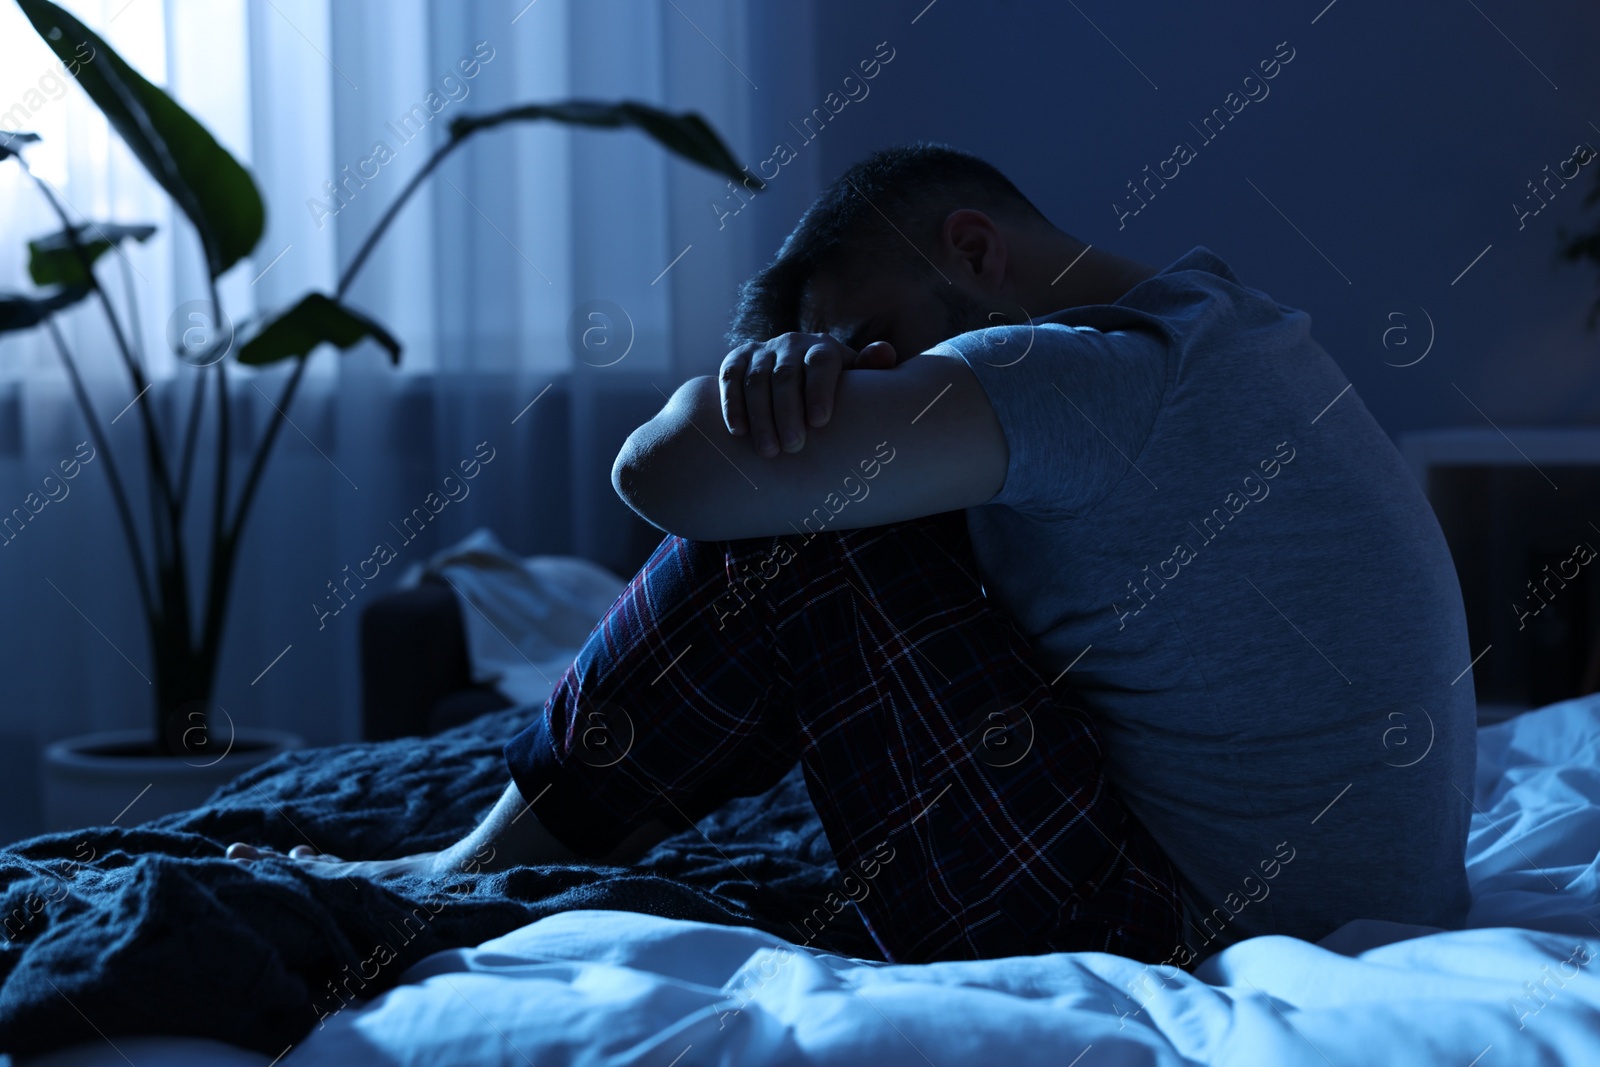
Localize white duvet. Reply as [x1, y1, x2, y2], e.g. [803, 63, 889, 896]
[24, 693, 1600, 1067]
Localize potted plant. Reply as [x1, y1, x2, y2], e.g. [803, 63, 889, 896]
[0, 0, 758, 830]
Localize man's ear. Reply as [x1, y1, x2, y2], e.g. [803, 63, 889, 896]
[941, 209, 1007, 289]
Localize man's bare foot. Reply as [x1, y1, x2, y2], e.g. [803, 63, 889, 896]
[224, 842, 450, 881]
[222, 779, 681, 880]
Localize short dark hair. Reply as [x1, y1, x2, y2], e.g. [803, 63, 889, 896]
[727, 143, 1049, 345]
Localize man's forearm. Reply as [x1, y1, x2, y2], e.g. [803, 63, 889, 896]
[613, 359, 1007, 542]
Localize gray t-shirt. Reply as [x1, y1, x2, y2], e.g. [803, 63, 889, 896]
[933, 246, 1475, 963]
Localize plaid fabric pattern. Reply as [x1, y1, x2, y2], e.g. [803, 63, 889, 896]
[504, 510, 1185, 965]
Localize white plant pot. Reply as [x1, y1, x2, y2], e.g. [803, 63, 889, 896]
[40, 727, 305, 833]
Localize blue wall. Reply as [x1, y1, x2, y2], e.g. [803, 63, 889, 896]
[749, 0, 1600, 439]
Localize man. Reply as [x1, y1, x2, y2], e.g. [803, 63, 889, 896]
[232, 144, 1476, 970]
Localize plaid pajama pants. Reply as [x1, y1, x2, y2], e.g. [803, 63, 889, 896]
[503, 509, 1185, 965]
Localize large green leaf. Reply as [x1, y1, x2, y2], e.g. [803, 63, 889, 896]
[0, 129, 41, 161]
[16, 0, 264, 279]
[450, 100, 763, 190]
[0, 285, 92, 336]
[237, 293, 401, 367]
[29, 222, 157, 287]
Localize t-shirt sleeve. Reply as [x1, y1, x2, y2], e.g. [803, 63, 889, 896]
[931, 322, 1170, 521]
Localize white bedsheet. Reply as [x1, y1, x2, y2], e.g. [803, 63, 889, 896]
[23, 694, 1600, 1067]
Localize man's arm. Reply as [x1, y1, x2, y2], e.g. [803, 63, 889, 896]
[613, 351, 1008, 542]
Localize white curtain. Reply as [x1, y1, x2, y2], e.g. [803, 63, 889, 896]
[0, 0, 813, 817]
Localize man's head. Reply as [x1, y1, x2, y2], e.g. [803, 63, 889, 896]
[728, 143, 1074, 361]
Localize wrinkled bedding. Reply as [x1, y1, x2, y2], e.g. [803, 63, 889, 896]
[283, 691, 1600, 1066]
[0, 704, 877, 1059]
[11, 692, 1600, 1066]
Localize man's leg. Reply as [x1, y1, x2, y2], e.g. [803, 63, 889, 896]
[502, 529, 808, 863]
[765, 510, 1184, 964]
[504, 511, 1185, 965]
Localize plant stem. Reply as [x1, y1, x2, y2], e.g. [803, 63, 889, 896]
[42, 317, 158, 629]
[224, 134, 471, 582]
[226, 355, 307, 548]
[224, 133, 468, 582]
[184, 277, 229, 657]
[177, 278, 231, 507]
[198, 357, 233, 699]
[175, 362, 208, 505]
[117, 252, 148, 378]
[208, 356, 300, 729]
[24, 161, 207, 743]
[336, 135, 467, 298]
[25, 166, 180, 527]
[25, 168, 192, 698]
[25, 164, 187, 716]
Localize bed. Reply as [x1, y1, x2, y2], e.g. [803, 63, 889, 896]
[5, 690, 1600, 1066]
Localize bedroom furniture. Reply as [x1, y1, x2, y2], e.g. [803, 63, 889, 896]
[1400, 426, 1600, 724]
[358, 521, 661, 741]
[358, 578, 514, 740]
[356, 373, 670, 742]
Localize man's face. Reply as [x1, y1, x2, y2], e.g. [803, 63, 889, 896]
[800, 264, 998, 364]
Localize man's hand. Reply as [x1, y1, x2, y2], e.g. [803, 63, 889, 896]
[719, 332, 898, 458]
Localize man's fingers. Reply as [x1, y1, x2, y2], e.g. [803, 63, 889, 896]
[772, 345, 811, 452]
[288, 845, 322, 859]
[802, 343, 845, 429]
[724, 332, 859, 456]
[743, 347, 780, 458]
[225, 842, 265, 860]
[856, 340, 898, 371]
[719, 344, 757, 436]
